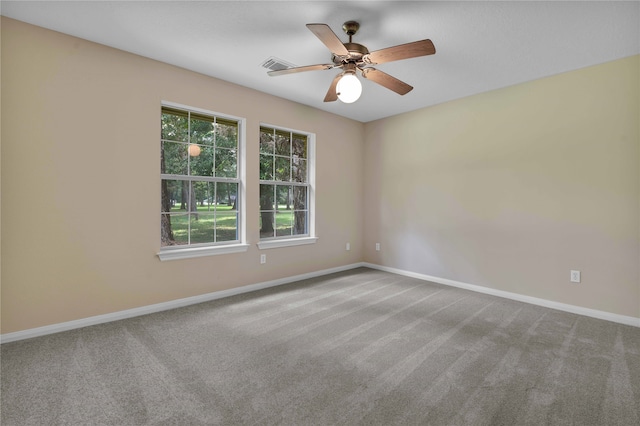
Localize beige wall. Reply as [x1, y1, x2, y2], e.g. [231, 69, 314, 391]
[364, 55, 640, 318]
[0, 18, 364, 333]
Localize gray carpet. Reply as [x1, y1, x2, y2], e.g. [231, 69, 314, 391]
[1, 267, 639, 425]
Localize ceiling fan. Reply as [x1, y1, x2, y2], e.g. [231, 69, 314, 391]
[267, 21, 436, 103]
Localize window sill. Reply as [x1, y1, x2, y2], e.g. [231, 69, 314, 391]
[257, 237, 318, 250]
[157, 244, 249, 261]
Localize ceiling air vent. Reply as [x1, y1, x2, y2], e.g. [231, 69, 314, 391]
[261, 57, 296, 72]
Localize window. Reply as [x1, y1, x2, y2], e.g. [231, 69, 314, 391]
[259, 125, 316, 249]
[159, 103, 247, 260]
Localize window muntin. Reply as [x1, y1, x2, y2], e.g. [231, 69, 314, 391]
[259, 126, 313, 240]
[161, 106, 241, 248]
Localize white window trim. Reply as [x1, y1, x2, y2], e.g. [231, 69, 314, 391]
[157, 101, 247, 261]
[257, 237, 318, 250]
[158, 243, 250, 261]
[258, 123, 316, 249]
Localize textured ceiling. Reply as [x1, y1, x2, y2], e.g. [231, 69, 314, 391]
[2, 1, 639, 122]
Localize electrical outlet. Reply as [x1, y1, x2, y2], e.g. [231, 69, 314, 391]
[260, 254, 266, 264]
[570, 270, 580, 283]
[346, 242, 351, 251]
[376, 243, 380, 251]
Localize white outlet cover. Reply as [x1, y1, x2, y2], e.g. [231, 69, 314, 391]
[570, 270, 581, 283]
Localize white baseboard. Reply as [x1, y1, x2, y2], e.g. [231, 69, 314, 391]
[3, 261, 636, 343]
[0, 262, 366, 344]
[363, 262, 640, 328]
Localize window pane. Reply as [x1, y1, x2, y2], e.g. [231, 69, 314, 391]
[161, 111, 188, 142]
[161, 179, 185, 212]
[275, 157, 290, 181]
[189, 145, 213, 177]
[215, 148, 237, 178]
[293, 186, 307, 210]
[260, 184, 275, 210]
[259, 212, 275, 239]
[217, 182, 238, 210]
[275, 131, 290, 156]
[161, 214, 173, 246]
[190, 213, 215, 245]
[162, 141, 187, 175]
[259, 183, 275, 239]
[260, 128, 274, 154]
[166, 213, 189, 246]
[260, 154, 274, 180]
[292, 134, 307, 159]
[182, 180, 196, 213]
[276, 185, 292, 211]
[292, 158, 307, 183]
[193, 181, 215, 211]
[293, 211, 308, 235]
[190, 117, 215, 146]
[216, 120, 238, 149]
[216, 212, 238, 242]
[276, 210, 293, 237]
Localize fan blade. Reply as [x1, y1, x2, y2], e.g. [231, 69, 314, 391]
[306, 23, 349, 56]
[324, 74, 341, 102]
[268, 64, 334, 76]
[361, 68, 413, 95]
[363, 39, 435, 65]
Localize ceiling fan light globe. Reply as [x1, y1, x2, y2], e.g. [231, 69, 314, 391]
[336, 73, 362, 103]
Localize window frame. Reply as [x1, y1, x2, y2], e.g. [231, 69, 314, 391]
[158, 101, 248, 261]
[257, 123, 317, 250]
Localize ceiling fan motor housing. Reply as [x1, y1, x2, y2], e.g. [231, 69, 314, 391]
[332, 42, 369, 64]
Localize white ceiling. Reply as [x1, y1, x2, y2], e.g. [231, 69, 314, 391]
[2, 1, 639, 122]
